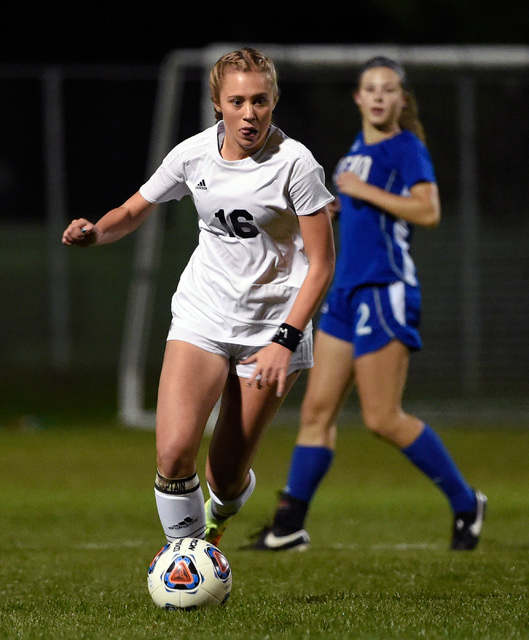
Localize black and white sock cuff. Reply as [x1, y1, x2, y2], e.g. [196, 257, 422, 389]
[154, 470, 201, 495]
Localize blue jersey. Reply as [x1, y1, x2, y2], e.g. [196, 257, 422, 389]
[332, 129, 436, 290]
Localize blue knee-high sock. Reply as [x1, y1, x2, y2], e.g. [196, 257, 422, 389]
[401, 424, 476, 513]
[284, 445, 334, 504]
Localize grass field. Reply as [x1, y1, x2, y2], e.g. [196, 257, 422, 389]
[0, 417, 528, 639]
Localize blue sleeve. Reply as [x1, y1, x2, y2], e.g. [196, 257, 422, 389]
[399, 136, 436, 187]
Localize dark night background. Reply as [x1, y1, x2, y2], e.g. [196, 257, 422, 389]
[2, 0, 529, 417]
[3, 1, 529, 66]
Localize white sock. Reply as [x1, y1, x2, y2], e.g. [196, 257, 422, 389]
[207, 469, 256, 521]
[154, 471, 206, 542]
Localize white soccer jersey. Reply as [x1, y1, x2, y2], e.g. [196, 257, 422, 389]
[140, 122, 334, 344]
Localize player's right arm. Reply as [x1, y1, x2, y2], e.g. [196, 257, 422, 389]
[335, 173, 440, 228]
[62, 191, 157, 247]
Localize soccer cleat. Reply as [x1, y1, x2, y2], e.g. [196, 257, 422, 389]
[247, 526, 310, 551]
[451, 489, 487, 551]
[204, 499, 229, 548]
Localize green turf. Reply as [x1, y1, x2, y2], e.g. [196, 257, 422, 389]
[0, 421, 527, 639]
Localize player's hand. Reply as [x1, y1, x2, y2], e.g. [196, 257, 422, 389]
[62, 219, 100, 246]
[335, 172, 367, 200]
[241, 342, 292, 397]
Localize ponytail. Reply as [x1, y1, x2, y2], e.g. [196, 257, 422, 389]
[400, 90, 426, 143]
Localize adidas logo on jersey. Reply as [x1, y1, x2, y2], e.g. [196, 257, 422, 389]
[195, 179, 207, 190]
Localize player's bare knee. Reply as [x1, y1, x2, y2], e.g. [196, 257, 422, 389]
[156, 448, 196, 480]
[300, 400, 336, 435]
[362, 410, 398, 440]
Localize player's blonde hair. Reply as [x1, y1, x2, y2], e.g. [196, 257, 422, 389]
[356, 56, 426, 142]
[209, 47, 279, 122]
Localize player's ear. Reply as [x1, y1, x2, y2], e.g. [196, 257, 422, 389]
[401, 91, 409, 110]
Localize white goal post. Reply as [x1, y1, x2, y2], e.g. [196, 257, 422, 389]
[117, 43, 529, 428]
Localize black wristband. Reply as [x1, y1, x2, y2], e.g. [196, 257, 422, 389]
[271, 323, 303, 352]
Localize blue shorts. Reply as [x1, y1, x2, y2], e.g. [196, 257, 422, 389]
[318, 282, 422, 358]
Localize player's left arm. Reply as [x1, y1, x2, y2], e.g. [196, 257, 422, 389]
[242, 206, 335, 397]
[336, 173, 441, 228]
[283, 206, 336, 331]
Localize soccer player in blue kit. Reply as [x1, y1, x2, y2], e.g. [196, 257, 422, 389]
[251, 56, 487, 552]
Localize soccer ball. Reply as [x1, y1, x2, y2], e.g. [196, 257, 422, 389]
[147, 537, 232, 610]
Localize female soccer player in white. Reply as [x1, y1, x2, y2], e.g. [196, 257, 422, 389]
[62, 47, 335, 547]
[251, 56, 486, 552]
